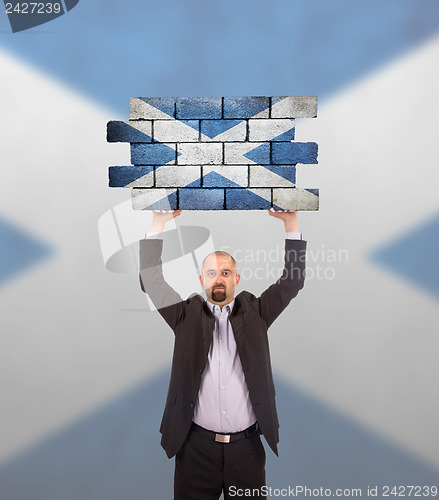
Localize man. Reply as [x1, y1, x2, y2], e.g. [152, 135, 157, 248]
[139, 209, 307, 499]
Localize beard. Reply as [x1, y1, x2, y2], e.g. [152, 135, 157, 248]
[211, 286, 226, 302]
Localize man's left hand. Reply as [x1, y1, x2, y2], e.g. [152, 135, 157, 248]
[267, 209, 299, 232]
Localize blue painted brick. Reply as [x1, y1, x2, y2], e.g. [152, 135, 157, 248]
[272, 142, 318, 164]
[109, 166, 154, 187]
[131, 143, 177, 166]
[223, 97, 270, 119]
[226, 189, 271, 209]
[241, 142, 271, 164]
[107, 121, 152, 142]
[179, 188, 224, 210]
[176, 97, 222, 119]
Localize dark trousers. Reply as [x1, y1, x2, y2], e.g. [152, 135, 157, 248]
[174, 424, 266, 500]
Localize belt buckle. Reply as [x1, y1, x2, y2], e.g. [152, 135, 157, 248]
[215, 433, 230, 443]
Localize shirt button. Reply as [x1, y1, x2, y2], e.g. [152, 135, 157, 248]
[221, 386, 225, 390]
[221, 362, 225, 366]
[220, 339, 224, 343]
[222, 411, 226, 415]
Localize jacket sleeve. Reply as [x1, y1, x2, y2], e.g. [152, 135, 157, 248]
[257, 238, 307, 328]
[139, 238, 184, 331]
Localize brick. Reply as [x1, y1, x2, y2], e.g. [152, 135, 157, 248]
[177, 143, 222, 165]
[248, 119, 295, 142]
[224, 143, 268, 165]
[132, 188, 178, 210]
[271, 96, 318, 118]
[249, 166, 296, 187]
[179, 188, 224, 210]
[155, 166, 201, 187]
[153, 120, 199, 143]
[223, 97, 269, 119]
[200, 120, 246, 142]
[272, 142, 318, 164]
[131, 143, 177, 166]
[202, 166, 248, 187]
[176, 97, 222, 119]
[272, 188, 319, 211]
[107, 121, 152, 142]
[226, 188, 271, 210]
[129, 98, 175, 120]
[109, 166, 154, 188]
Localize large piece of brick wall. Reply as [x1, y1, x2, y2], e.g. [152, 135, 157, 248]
[107, 96, 319, 210]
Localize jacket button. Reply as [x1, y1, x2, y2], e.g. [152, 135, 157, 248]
[199, 368, 204, 373]
[189, 403, 194, 408]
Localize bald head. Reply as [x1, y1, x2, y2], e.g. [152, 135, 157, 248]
[201, 251, 237, 275]
[199, 251, 240, 307]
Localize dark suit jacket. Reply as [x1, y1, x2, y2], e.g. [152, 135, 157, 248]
[139, 238, 306, 458]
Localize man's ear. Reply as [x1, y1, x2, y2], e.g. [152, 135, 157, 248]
[235, 274, 240, 286]
[199, 274, 204, 287]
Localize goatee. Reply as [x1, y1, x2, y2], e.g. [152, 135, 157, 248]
[212, 288, 226, 302]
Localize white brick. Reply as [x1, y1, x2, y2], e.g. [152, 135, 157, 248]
[129, 98, 175, 120]
[155, 166, 201, 187]
[224, 142, 268, 164]
[125, 120, 152, 136]
[272, 188, 319, 211]
[154, 120, 199, 142]
[249, 166, 295, 187]
[248, 119, 295, 142]
[131, 188, 177, 210]
[177, 143, 222, 165]
[271, 96, 318, 118]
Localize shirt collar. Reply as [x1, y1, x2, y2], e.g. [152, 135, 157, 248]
[206, 298, 235, 314]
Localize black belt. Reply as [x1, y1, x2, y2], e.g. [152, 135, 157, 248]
[191, 422, 259, 443]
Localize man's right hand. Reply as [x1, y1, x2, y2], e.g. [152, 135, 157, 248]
[149, 210, 182, 233]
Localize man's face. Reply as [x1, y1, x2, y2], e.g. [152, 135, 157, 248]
[199, 254, 240, 306]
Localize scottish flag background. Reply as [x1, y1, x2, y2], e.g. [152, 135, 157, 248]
[1, 1, 439, 498]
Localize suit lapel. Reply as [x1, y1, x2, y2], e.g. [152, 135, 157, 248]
[201, 301, 215, 356]
[230, 298, 244, 354]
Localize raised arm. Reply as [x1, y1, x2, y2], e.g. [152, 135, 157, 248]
[148, 210, 182, 234]
[139, 210, 184, 330]
[257, 210, 307, 328]
[267, 208, 299, 232]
